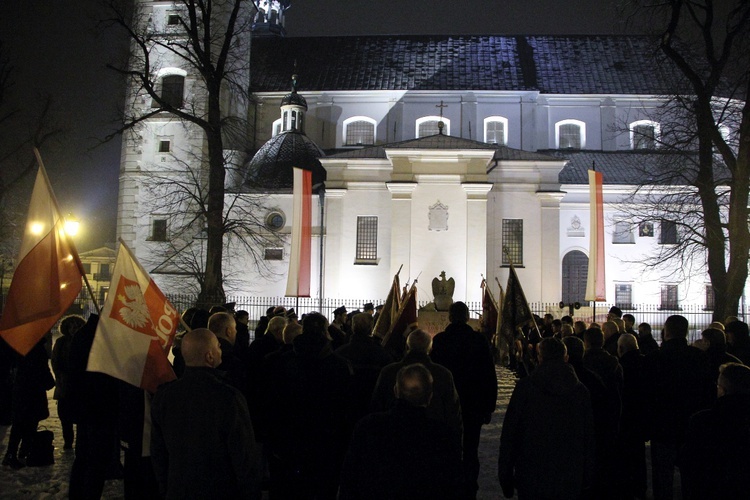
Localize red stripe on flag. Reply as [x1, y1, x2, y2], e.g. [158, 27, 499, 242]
[298, 168, 312, 297]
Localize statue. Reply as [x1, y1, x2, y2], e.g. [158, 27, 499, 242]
[431, 271, 455, 311]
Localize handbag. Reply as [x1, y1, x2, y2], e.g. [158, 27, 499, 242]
[25, 429, 55, 466]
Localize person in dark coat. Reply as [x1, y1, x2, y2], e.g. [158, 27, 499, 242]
[695, 327, 742, 378]
[637, 322, 660, 356]
[267, 312, 353, 499]
[498, 337, 595, 500]
[52, 315, 86, 450]
[340, 363, 462, 499]
[371, 329, 463, 449]
[602, 320, 622, 357]
[431, 301, 498, 499]
[335, 313, 393, 423]
[644, 314, 714, 500]
[207, 311, 247, 395]
[247, 315, 286, 366]
[151, 328, 261, 499]
[2, 338, 54, 469]
[119, 383, 160, 500]
[725, 320, 750, 365]
[233, 310, 251, 364]
[680, 362, 750, 499]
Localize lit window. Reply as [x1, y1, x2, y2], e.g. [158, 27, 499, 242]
[272, 119, 282, 136]
[484, 116, 508, 145]
[501, 219, 523, 266]
[355, 216, 378, 263]
[158, 140, 171, 153]
[613, 219, 634, 244]
[555, 119, 585, 149]
[151, 219, 168, 242]
[659, 220, 678, 244]
[615, 284, 633, 310]
[630, 120, 660, 149]
[660, 284, 679, 310]
[344, 117, 376, 145]
[264, 248, 283, 260]
[416, 116, 450, 138]
[161, 75, 184, 108]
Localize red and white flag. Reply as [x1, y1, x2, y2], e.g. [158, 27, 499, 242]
[87, 241, 178, 394]
[286, 166, 313, 297]
[0, 161, 83, 355]
[585, 169, 606, 302]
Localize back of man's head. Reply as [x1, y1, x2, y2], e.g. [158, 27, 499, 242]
[352, 312, 374, 336]
[638, 322, 652, 336]
[182, 328, 221, 368]
[718, 362, 750, 395]
[395, 363, 434, 407]
[584, 327, 604, 349]
[266, 316, 288, 341]
[406, 329, 433, 354]
[664, 315, 689, 341]
[282, 322, 303, 344]
[562, 336, 584, 364]
[725, 321, 750, 344]
[537, 337, 567, 364]
[602, 321, 619, 339]
[302, 312, 328, 338]
[208, 312, 236, 341]
[702, 328, 727, 351]
[448, 301, 470, 324]
[235, 310, 249, 325]
[622, 314, 635, 328]
[617, 333, 639, 357]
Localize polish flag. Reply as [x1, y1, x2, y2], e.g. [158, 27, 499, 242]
[585, 169, 606, 302]
[0, 161, 83, 355]
[285, 166, 312, 297]
[87, 241, 178, 394]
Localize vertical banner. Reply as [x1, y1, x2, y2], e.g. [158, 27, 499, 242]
[286, 166, 312, 297]
[585, 169, 606, 302]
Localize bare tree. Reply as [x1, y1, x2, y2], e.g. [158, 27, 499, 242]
[619, 0, 750, 320]
[103, 0, 257, 305]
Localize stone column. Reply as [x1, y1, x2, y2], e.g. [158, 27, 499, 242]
[463, 183, 493, 302]
[386, 182, 418, 280]
[536, 191, 566, 303]
[322, 188, 346, 297]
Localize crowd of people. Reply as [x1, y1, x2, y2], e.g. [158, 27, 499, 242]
[2, 301, 750, 499]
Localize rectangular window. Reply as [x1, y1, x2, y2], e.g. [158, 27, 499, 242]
[345, 121, 375, 145]
[81, 263, 92, 275]
[151, 219, 168, 242]
[264, 248, 283, 261]
[161, 75, 185, 109]
[99, 286, 109, 304]
[639, 221, 654, 237]
[612, 219, 634, 244]
[502, 219, 523, 266]
[167, 15, 180, 26]
[705, 285, 716, 311]
[158, 140, 171, 153]
[559, 124, 581, 149]
[633, 124, 656, 149]
[615, 284, 633, 310]
[660, 220, 678, 244]
[418, 121, 440, 138]
[355, 216, 378, 263]
[660, 284, 679, 310]
[485, 121, 505, 145]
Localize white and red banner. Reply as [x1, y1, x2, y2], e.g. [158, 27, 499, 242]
[0, 161, 83, 355]
[87, 242, 178, 394]
[285, 166, 312, 297]
[585, 169, 606, 302]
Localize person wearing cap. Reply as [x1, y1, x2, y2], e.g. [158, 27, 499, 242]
[363, 303, 375, 316]
[607, 306, 623, 322]
[329, 306, 352, 349]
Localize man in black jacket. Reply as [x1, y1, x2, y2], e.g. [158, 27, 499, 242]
[151, 328, 261, 499]
[431, 301, 497, 499]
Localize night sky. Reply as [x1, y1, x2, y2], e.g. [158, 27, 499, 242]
[0, 0, 629, 250]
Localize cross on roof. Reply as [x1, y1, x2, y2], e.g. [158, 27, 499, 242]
[436, 100, 447, 120]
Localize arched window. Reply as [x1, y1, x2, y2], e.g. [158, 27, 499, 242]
[555, 119, 586, 149]
[629, 120, 660, 149]
[272, 118, 282, 137]
[153, 69, 187, 109]
[416, 116, 450, 138]
[343, 117, 376, 145]
[484, 116, 508, 145]
[562, 250, 588, 304]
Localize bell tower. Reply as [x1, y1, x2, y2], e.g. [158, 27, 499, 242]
[252, 0, 290, 37]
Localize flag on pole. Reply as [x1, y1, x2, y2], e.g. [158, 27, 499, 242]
[87, 241, 178, 394]
[499, 264, 534, 363]
[481, 278, 501, 345]
[585, 169, 606, 301]
[381, 282, 418, 359]
[286, 166, 313, 297]
[372, 270, 401, 340]
[0, 163, 83, 355]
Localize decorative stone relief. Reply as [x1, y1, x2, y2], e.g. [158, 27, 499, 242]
[428, 200, 449, 231]
[567, 215, 585, 237]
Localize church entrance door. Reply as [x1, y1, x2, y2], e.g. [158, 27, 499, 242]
[562, 250, 588, 304]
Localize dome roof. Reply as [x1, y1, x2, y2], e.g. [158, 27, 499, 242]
[243, 130, 326, 191]
[280, 90, 307, 109]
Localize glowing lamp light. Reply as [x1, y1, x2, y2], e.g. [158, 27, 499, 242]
[60, 283, 67, 290]
[64, 216, 80, 237]
[30, 222, 45, 235]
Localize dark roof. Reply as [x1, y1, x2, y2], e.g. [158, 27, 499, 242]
[251, 35, 686, 94]
[243, 131, 326, 190]
[548, 150, 700, 185]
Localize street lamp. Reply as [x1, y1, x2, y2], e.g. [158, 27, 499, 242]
[64, 213, 80, 237]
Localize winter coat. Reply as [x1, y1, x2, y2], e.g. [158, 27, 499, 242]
[335, 334, 393, 422]
[51, 333, 73, 400]
[11, 340, 53, 423]
[498, 361, 595, 500]
[430, 322, 498, 418]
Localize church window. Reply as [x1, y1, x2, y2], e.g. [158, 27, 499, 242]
[659, 219, 678, 244]
[167, 15, 180, 26]
[612, 219, 634, 244]
[615, 284, 633, 310]
[501, 219, 523, 266]
[290, 110, 297, 130]
[158, 140, 171, 153]
[630, 120, 660, 149]
[265, 211, 285, 231]
[150, 219, 168, 242]
[555, 119, 585, 149]
[416, 116, 450, 138]
[660, 284, 680, 310]
[264, 248, 283, 261]
[344, 117, 376, 145]
[484, 116, 508, 145]
[355, 216, 378, 263]
[160, 75, 184, 109]
[282, 111, 289, 132]
[272, 119, 282, 136]
[705, 285, 715, 311]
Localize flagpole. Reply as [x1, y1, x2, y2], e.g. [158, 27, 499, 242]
[34, 148, 101, 315]
[502, 246, 540, 335]
[591, 160, 596, 323]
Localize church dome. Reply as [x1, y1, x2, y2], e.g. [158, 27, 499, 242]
[242, 130, 326, 191]
[280, 90, 307, 109]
